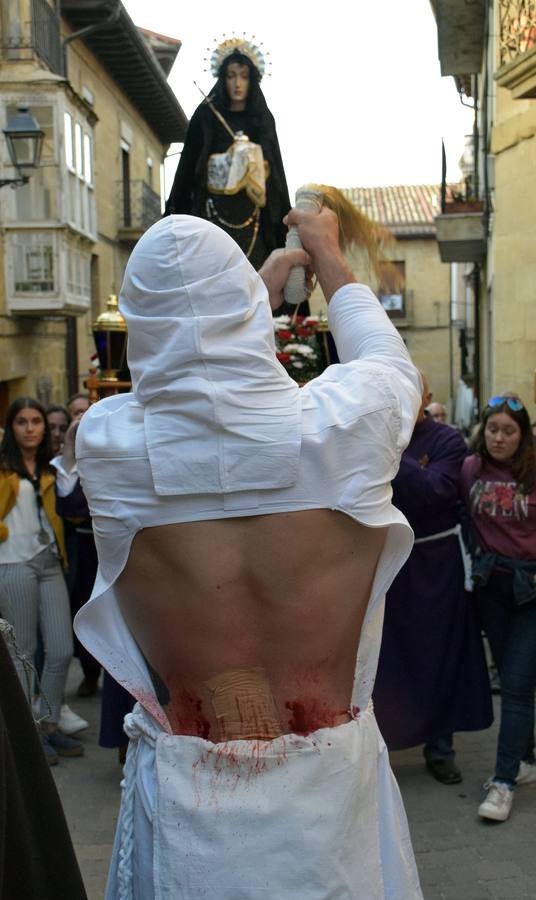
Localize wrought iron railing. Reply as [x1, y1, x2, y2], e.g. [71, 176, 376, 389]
[117, 180, 162, 232]
[439, 141, 483, 214]
[31, 0, 63, 75]
[499, 0, 536, 66]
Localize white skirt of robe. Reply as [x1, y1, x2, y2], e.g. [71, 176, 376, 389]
[107, 702, 422, 900]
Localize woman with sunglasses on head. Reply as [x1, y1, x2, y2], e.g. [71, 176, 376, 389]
[461, 394, 536, 822]
[0, 397, 84, 764]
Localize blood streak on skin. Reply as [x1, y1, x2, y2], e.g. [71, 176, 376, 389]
[285, 699, 349, 736]
[170, 686, 211, 740]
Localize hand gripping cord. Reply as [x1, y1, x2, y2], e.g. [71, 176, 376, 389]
[283, 186, 323, 306]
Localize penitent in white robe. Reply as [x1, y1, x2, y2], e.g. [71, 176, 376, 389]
[74, 215, 423, 899]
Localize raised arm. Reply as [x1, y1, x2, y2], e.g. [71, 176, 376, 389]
[258, 206, 353, 310]
[286, 206, 421, 448]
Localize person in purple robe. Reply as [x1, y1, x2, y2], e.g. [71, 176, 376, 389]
[373, 375, 493, 784]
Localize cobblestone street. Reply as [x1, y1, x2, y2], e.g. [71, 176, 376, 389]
[53, 667, 536, 899]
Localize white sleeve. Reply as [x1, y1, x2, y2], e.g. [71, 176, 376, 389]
[50, 455, 79, 498]
[327, 283, 422, 449]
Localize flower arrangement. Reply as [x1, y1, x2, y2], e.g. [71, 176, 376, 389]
[273, 314, 321, 383]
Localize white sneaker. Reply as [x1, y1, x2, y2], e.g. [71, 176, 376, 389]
[516, 761, 536, 785]
[59, 704, 89, 735]
[478, 780, 514, 821]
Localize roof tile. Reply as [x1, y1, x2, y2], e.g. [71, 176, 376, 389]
[342, 184, 454, 236]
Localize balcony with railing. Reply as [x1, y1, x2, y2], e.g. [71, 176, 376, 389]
[496, 0, 536, 97]
[2, 0, 62, 73]
[117, 180, 162, 242]
[435, 168, 486, 264]
[32, 0, 63, 74]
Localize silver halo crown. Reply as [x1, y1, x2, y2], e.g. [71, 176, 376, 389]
[206, 34, 269, 79]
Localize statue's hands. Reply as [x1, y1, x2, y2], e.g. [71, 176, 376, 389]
[259, 247, 311, 311]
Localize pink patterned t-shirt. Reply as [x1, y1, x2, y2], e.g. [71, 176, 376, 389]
[461, 455, 536, 560]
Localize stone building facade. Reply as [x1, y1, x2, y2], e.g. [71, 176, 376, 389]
[0, 0, 187, 421]
[432, 0, 536, 416]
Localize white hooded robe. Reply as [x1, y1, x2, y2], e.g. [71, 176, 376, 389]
[75, 215, 423, 899]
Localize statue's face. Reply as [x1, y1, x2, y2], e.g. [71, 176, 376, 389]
[225, 62, 250, 110]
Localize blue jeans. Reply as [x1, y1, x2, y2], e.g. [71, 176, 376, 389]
[476, 570, 536, 787]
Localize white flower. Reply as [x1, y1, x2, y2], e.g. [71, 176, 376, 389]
[273, 316, 291, 329]
[283, 343, 301, 352]
[295, 345, 315, 357]
[292, 361, 305, 369]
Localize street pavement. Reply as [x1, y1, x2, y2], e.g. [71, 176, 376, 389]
[53, 665, 536, 900]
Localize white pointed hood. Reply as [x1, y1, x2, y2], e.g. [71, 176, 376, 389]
[119, 215, 301, 496]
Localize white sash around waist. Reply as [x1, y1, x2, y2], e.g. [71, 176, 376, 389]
[413, 523, 472, 590]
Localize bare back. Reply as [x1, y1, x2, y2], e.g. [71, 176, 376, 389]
[116, 509, 387, 742]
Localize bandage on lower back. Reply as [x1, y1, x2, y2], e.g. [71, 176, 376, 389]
[206, 667, 281, 741]
[283, 187, 323, 306]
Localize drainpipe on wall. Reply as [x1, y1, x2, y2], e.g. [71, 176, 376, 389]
[473, 263, 481, 415]
[448, 263, 455, 412]
[62, 0, 121, 78]
[472, 72, 482, 414]
[65, 317, 78, 397]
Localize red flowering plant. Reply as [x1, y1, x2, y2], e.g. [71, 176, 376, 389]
[273, 314, 321, 383]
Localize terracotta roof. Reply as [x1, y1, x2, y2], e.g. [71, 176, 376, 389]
[138, 27, 182, 77]
[342, 184, 444, 237]
[138, 28, 181, 47]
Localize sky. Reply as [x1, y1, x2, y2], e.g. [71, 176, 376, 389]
[123, 0, 475, 200]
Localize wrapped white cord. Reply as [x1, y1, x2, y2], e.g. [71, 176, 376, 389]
[283, 186, 323, 305]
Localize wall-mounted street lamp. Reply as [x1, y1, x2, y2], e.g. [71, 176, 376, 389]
[0, 106, 44, 189]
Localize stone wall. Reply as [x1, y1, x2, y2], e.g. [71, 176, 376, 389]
[0, 6, 172, 411]
[490, 86, 536, 412]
